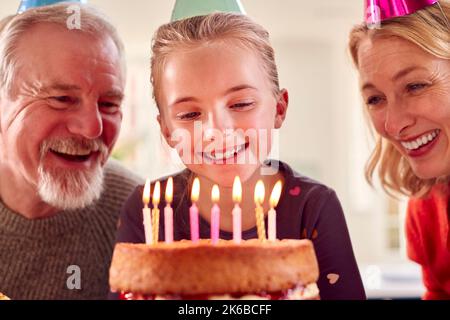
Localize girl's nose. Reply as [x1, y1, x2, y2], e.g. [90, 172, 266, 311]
[203, 108, 234, 141]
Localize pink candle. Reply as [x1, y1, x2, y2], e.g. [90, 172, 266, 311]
[232, 204, 242, 243]
[142, 179, 153, 245]
[211, 185, 220, 244]
[232, 177, 242, 244]
[164, 177, 174, 243]
[268, 181, 283, 242]
[190, 178, 200, 242]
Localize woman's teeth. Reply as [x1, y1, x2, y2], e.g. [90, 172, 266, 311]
[204, 144, 246, 161]
[401, 130, 440, 151]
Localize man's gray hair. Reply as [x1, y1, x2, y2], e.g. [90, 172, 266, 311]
[0, 2, 126, 97]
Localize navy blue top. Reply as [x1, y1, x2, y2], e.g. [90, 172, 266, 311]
[113, 160, 366, 300]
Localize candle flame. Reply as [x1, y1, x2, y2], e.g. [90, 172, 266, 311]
[254, 180, 265, 205]
[191, 177, 200, 203]
[165, 177, 173, 204]
[212, 185, 220, 203]
[270, 180, 283, 208]
[152, 181, 161, 206]
[143, 179, 151, 206]
[232, 176, 242, 203]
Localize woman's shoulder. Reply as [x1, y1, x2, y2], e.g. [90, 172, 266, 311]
[407, 182, 449, 226]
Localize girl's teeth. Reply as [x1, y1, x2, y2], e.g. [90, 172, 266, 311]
[205, 145, 245, 161]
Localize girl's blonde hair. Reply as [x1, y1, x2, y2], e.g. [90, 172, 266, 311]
[348, 1, 450, 198]
[150, 12, 280, 109]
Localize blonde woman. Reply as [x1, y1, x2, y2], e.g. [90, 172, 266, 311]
[349, 0, 450, 299]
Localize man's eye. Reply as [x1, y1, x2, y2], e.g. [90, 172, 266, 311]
[51, 96, 76, 104]
[99, 101, 120, 114]
[177, 112, 201, 120]
[407, 83, 428, 92]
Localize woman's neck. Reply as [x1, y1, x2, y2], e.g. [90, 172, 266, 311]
[195, 167, 285, 232]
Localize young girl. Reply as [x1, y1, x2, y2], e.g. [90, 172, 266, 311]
[349, 0, 450, 299]
[116, 12, 365, 300]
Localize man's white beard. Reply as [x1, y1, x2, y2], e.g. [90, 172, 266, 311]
[37, 163, 104, 211]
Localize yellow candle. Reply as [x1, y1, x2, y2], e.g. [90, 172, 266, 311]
[254, 180, 266, 242]
[152, 181, 161, 244]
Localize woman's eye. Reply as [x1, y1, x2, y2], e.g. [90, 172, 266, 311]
[177, 112, 201, 120]
[407, 83, 428, 92]
[366, 96, 384, 106]
[230, 102, 254, 110]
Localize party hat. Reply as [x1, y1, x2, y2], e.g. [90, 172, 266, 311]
[365, 0, 439, 26]
[171, 0, 246, 22]
[18, 0, 87, 14]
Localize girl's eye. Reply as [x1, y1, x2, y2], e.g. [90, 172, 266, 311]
[407, 83, 428, 92]
[176, 112, 201, 120]
[366, 95, 384, 107]
[230, 102, 254, 110]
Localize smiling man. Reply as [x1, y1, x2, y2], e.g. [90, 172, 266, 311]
[0, 4, 142, 300]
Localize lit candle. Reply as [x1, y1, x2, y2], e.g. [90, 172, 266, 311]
[268, 181, 283, 242]
[211, 185, 220, 244]
[142, 179, 153, 245]
[164, 177, 174, 244]
[190, 178, 200, 242]
[152, 181, 161, 244]
[254, 180, 266, 242]
[232, 176, 242, 244]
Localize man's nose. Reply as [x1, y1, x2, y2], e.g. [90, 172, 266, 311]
[383, 101, 415, 138]
[66, 101, 103, 139]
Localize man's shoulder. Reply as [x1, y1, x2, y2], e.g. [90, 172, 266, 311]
[102, 159, 144, 200]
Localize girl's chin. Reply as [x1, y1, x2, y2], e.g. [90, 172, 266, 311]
[190, 164, 262, 186]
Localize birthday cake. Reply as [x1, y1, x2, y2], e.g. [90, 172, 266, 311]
[109, 239, 320, 300]
[0, 292, 10, 300]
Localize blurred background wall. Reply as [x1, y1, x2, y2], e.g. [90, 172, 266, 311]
[0, 0, 424, 298]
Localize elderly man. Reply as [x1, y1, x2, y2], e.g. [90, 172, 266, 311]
[0, 3, 142, 300]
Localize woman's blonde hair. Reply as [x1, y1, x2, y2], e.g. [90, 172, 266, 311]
[150, 12, 280, 110]
[348, 1, 450, 198]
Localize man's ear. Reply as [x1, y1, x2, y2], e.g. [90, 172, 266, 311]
[157, 114, 175, 148]
[274, 89, 289, 129]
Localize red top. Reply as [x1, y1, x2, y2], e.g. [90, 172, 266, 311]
[406, 183, 450, 300]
